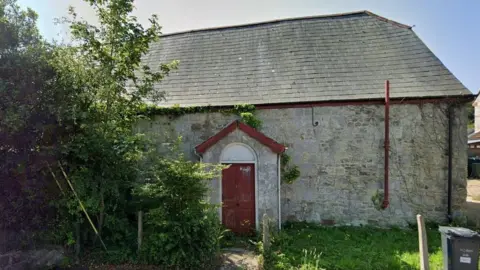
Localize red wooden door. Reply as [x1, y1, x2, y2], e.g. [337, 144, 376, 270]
[222, 163, 255, 234]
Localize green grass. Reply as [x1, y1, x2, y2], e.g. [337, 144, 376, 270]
[264, 222, 447, 270]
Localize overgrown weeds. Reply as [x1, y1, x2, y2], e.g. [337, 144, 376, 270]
[262, 222, 445, 270]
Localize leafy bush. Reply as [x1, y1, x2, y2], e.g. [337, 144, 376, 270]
[41, 0, 178, 255]
[3, 1, 225, 268]
[139, 207, 223, 269]
[0, 0, 63, 236]
[135, 145, 225, 269]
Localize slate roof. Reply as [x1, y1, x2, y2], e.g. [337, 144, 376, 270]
[144, 11, 472, 107]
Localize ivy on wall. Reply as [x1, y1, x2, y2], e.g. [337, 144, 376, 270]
[371, 190, 384, 211]
[140, 103, 302, 183]
[280, 152, 301, 184]
[138, 103, 262, 129]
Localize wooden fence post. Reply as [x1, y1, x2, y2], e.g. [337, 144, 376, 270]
[137, 211, 143, 253]
[262, 213, 270, 251]
[417, 214, 430, 270]
[74, 221, 81, 263]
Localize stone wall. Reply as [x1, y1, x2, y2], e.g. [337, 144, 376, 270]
[136, 102, 468, 226]
[0, 230, 66, 269]
[475, 103, 480, 133]
[0, 248, 65, 270]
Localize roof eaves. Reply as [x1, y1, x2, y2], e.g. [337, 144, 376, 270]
[155, 94, 475, 109]
[469, 130, 480, 139]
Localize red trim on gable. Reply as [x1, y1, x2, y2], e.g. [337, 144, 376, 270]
[236, 122, 286, 154]
[195, 121, 238, 154]
[195, 120, 286, 154]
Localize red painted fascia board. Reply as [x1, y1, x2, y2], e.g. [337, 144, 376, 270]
[255, 96, 474, 110]
[236, 122, 286, 153]
[195, 120, 286, 154]
[195, 121, 238, 154]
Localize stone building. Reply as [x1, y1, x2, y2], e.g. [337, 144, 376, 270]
[137, 11, 473, 231]
[468, 95, 480, 157]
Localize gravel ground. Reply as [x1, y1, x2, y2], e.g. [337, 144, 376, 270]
[465, 179, 480, 227]
[467, 179, 480, 201]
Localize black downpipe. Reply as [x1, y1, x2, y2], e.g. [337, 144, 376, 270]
[447, 105, 453, 223]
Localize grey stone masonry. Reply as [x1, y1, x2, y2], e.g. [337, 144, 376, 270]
[0, 248, 65, 270]
[136, 102, 467, 226]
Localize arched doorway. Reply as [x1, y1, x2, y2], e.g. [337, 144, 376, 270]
[220, 143, 258, 233]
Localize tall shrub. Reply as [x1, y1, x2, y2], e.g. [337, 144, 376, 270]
[135, 145, 225, 269]
[46, 0, 178, 249]
[0, 0, 63, 239]
[44, 1, 226, 267]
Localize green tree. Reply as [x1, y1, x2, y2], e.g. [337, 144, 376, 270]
[48, 0, 178, 249]
[0, 0, 61, 234]
[2, 1, 224, 265]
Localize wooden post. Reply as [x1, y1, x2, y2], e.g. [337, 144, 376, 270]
[137, 211, 143, 253]
[74, 221, 81, 263]
[417, 214, 430, 270]
[262, 214, 270, 251]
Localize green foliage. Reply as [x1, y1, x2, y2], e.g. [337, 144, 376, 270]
[239, 112, 262, 129]
[139, 208, 223, 269]
[2, 1, 249, 267]
[450, 212, 468, 227]
[220, 230, 259, 250]
[134, 146, 225, 269]
[299, 249, 323, 270]
[371, 189, 384, 211]
[263, 222, 444, 270]
[43, 0, 180, 251]
[0, 0, 176, 260]
[281, 153, 301, 184]
[138, 104, 220, 116]
[139, 103, 263, 129]
[0, 0, 41, 51]
[0, 0, 62, 233]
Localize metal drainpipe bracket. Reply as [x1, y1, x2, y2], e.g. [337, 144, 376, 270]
[312, 107, 319, 126]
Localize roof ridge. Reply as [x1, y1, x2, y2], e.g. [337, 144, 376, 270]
[364, 11, 412, 30]
[160, 10, 412, 38]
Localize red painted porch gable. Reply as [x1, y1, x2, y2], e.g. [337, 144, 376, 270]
[195, 120, 286, 154]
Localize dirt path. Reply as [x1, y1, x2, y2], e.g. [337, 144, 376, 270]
[466, 180, 480, 226]
[67, 249, 260, 270]
[467, 180, 480, 201]
[219, 248, 260, 270]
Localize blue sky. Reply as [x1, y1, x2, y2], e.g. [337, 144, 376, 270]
[18, 0, 480, 94]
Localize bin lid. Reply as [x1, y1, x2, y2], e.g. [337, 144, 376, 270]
[439, 226, 480, 239]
